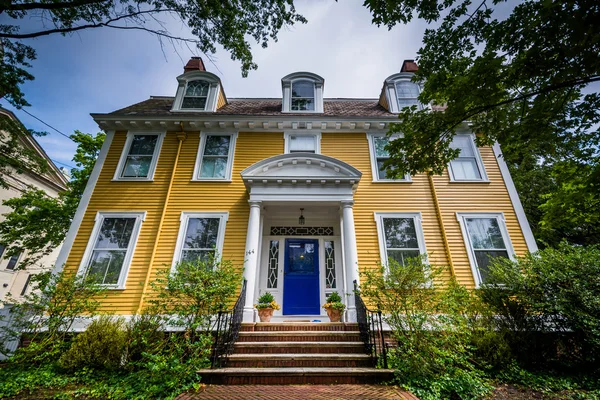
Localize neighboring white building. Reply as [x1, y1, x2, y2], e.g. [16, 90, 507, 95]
[0, 107, 69, 304]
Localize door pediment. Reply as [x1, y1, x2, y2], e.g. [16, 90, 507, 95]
[241, 153, 362, 186]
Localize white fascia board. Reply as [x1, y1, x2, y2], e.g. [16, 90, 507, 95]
[492, 143, 538, 253]
[53, 131, 115, 275]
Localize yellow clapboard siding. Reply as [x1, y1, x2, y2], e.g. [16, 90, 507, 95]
[320, 133, 527, 288]
[64, 131, 283, 313]
[65, 129, 528, 312]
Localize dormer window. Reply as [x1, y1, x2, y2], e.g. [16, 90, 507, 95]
[172, 67, 225, 112]
[381, 71, 424, 113]
[291, 80, 315, 111]
[182, 80, 210, 109]
[281, 72, 324, 113]
[395, 81, 420, 110]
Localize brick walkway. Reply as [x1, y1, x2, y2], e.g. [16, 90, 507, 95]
[177, 385, 419, 400]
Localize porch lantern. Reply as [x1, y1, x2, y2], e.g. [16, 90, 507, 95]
[299, 208, 305, 225]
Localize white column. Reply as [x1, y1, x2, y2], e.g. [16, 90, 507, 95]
[341, 200, 360, 322]
[243, 200, 262, 322]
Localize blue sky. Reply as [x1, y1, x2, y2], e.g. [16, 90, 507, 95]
[1, 1, 427, 170]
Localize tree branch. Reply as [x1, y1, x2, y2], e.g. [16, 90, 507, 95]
[0, 8, 178, 39]
[1, 0, 108, 13]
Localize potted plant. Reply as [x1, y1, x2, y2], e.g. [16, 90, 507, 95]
[254, 292, 281, 322]
[323, 292, 346, 322]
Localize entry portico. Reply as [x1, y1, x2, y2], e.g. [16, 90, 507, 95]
[240, 153, 362, 322]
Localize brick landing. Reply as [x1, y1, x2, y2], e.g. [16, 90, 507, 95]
[177, 384, 419, 400]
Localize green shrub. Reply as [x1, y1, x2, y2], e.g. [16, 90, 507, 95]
[361, 258, 494, 400]
[257, 292, 275, 304]
[59, 316, 127, 371]
[125, 313, 165, 366]
[480, 242, 600, 370]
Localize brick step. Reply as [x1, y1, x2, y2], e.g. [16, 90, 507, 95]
[198, 367, 395, 385]
[233, 341, 365, 354]
[226, 353, 373, 368]
[237, 331, 361, 342]
[241, 322, 359, 332]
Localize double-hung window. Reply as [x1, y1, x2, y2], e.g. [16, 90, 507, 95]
[173, 213, 228, 268]
[194, 133, 237, 180]
[395, 80, 420, 110]
[284, 132, 320, 154]
[78, 212, 145, 288]
[291, 80, 315, 111]
[367, 134, 410, 181]
[457, 213, 514, 286]
[375, 213, 426, 269]
[448, 134, 487, 181]
[182, 80, 210, 110]
[115, 132, 164, 180]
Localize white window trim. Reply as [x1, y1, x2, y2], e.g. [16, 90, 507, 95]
[367, 133, 411, 182]
[171, 212, 229, 272]
[374, 212, 427, 273]
[456, 212, 516, 288]
[283, 131, 321, 154]
[113, 132, 165, 181]
[77, 211, 146, 290]
[192, 132, 238, 181]
[281, 72, 324, 113]
[384, 72, 427, 114]
[448, 133, 489, 183]
[394, 78, 422, 112]
[171, 71, 221, 112]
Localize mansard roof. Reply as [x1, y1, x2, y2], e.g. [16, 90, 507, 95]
[104, 97, 395, 118]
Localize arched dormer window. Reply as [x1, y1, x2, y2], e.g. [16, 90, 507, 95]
[382, 72, 423, 113]
[182, 80, 210, 109]
[395, 80, 420, 110]
[172, 70, 223, 112]
[281, 72, 324, 113]
[291, 80, 315, 111]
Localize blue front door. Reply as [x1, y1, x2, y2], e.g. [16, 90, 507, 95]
[283, 239, 320, 315]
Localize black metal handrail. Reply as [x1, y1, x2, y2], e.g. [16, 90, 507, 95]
[210, 279, 247, 368]
[354, 280, 388, 369]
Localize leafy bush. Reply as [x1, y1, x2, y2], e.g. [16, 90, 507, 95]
[58, 316, 127, 371]
[125, 313, 165, 366]
[480, 242, 600, 370]
[1, 270, 106, 363]
[361, 258, 494, 400]
[255, 292, 281, 310]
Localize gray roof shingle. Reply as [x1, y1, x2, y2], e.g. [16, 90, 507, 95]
[105, 97, 396, 118]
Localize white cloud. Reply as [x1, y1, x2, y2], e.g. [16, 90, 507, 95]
[2, 0, 427, 164]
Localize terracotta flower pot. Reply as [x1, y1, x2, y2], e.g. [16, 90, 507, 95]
[325, 307, 342, 322]
[258, 307, 274, 322]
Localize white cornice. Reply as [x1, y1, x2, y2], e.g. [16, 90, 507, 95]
[92, 115, 399, 132]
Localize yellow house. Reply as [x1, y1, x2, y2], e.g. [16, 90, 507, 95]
[54, 58, 537, 323]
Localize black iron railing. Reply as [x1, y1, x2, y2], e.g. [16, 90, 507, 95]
[210, 279, 247, 368]
[354, 280, 388, 369]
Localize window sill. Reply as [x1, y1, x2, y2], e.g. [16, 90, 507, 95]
[371, 179, 412, 183]
[449, 179, 491, 184]
[190, 178, 233, 182]
[111, 178, 155, 182]
[169, 108, 215, 113]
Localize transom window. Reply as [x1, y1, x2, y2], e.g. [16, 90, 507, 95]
[396, 81, 420, 110]
[284, 132, 320, 154]
[291, 80, 315, 111]
[194, 133, 237, 180]
[449, 134, 487, 181]
[458, 213, 514, 286]
[78, 212, 145, 288]
[173, 213, 228, 269]
[115, 132, 164, 180]
[367, 134, 410, 182]
[375, 213, 426, 269]
[182, 80, 210, 109]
